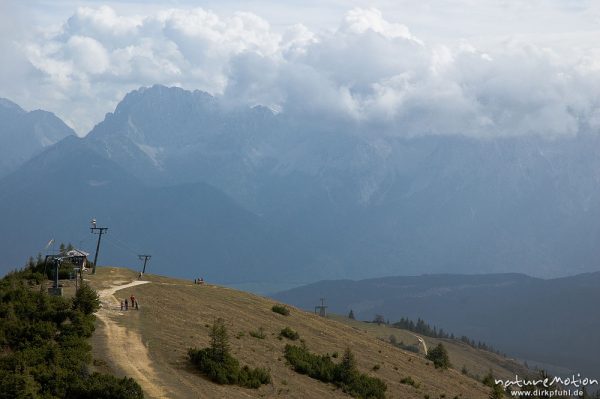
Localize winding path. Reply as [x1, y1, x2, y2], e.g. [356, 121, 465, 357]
[96, 280, 170, 398]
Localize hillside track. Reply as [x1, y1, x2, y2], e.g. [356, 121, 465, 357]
[95, 279, 171, 398]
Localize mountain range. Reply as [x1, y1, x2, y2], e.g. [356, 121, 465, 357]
[0, 98, 74, 178]
[2, 85, 600, 291]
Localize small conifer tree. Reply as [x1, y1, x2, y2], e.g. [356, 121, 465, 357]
[426, 343, 451, 369]
[209, 318, 230, 362]
[338, 347, 358, 383]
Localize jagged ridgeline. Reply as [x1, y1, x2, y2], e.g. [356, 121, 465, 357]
[0, 263, 142, 399]
[5, 85, 600, 287]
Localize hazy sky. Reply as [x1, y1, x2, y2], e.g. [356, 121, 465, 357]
[1, 1, 600, 136]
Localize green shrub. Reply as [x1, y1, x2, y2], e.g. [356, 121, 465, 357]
[400, 376, 420, 388]
[284, 344, 337, 382]
[188, 347, 271, 389]
[188, 347, 241, 384]
[249, 327, 266, 339]
[426, 343, 451, 369]
[340, 373, 387, 399]
[73, 283, 100, 315]
[482, 370, 495, 387]
[284, 345, 386, 399]
[188, 318, 271, 389]
[279, 327, 300, 340]
[489, 383, 504, 399]
[238, 366, 271, 389]
[67, 373, 143, 399]
[272, 304, 290, 316]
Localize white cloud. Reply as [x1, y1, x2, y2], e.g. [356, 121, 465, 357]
[341, 8, 421, 44]
[67, 35, 110, 74]
[2, 4, 600, 138]
[64, 6, 141, 40]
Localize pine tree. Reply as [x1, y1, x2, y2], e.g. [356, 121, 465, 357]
[338, 347, 358, 383]
[426, 343, 451, 369]
[73, 283, 100, 315]
[489, 383, 504, 399]
[482, 369, 496, 387]
[209, 318, 230, 362]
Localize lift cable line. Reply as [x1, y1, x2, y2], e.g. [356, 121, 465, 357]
[104, 236, 140, 256]
[94, 233, 152, 277]
[90, 218, 108, 275]
[105, 233, 142, 256]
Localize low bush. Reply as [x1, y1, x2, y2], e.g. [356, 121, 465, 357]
[271, 304, 290, 316]
[249, 327, 266, 339]
[279, 327, 300, 340]
[188, 348, 271, 389]
[188, 318, 271, 389]
[400, 376, 420, 388]
[284, 345, 386, 399]
[67, 373, 143, 399]
[426, 343, 451, 369]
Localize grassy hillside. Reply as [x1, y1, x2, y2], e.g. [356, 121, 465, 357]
[86, 267, 528, 399]
[328, 315, 527, 383]
[273, 273, 600, 377]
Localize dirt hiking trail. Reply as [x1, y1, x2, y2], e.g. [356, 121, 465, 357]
[96, 280, 170, 398]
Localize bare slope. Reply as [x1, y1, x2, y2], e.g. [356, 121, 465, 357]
[87, 268, 524, 399]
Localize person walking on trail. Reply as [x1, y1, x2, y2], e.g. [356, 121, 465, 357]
[125, 298, 128, 311]
[120, 300, 124, 311]
[135, 299, 139, 310]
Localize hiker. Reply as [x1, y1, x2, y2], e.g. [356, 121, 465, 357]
[125, 298, 128, 310]
[120, 300, 124, 311]
[130, 295, 135, 306]
[199, 277, 204, 285]
[135, 299, 139, 310]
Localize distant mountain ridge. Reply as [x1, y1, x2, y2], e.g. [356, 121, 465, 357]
[0, 135, 303, 283]
[0, 98, 74, 178]
[84, 86, 600, 280]
[2, 85, 600, 287]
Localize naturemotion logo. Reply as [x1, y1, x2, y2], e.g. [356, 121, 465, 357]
[495, 374, 598, 397]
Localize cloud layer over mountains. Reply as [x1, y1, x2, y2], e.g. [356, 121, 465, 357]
[7, 5, 600, 136]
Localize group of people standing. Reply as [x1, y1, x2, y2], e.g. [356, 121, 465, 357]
[120, 294, 139, 311]
[194, 277, 204, 285]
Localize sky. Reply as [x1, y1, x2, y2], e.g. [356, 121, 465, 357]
[1, 0, 600, 137]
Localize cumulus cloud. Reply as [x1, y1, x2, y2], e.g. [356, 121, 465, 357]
[6, 5, 600, 137]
